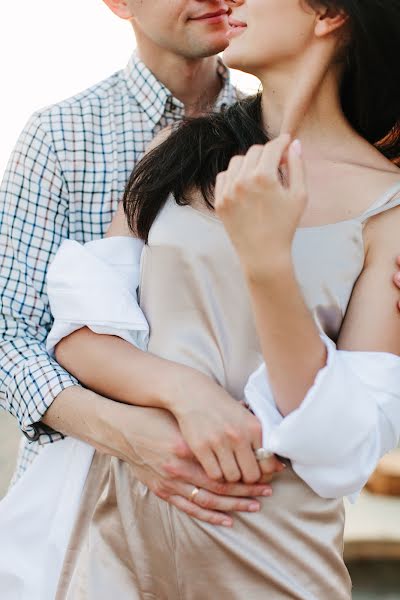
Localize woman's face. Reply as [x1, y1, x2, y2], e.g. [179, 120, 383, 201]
[224, 0, 319, 75]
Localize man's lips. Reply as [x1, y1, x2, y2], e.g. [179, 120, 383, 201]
[190, 9, 229, 24]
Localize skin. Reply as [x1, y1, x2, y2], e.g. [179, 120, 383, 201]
[53, 0, 400, 518]
[43, 0, 281, 529]
[216, 0, 400, 415]
[395, 257, 400, 308]
[105, 0, 232, 113]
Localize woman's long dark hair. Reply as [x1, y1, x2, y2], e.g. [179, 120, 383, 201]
[124, 0, 400, 242]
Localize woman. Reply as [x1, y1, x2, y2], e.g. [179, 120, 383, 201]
[15, 0, 400, 597]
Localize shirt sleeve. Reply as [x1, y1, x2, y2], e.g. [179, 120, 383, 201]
[244, 334, 400, 502]
[46, 237, 148, 355]
[0, 114, 79, 444]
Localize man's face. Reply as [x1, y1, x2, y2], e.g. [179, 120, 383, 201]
[127, 0, 231, 58]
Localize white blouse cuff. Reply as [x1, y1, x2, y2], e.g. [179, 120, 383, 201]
[46, 238, 148, 356]
[244, 334, 400, 502]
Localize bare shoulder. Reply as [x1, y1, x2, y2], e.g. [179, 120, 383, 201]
[363, 168, 400, 261]
[145, 125, 176, 155]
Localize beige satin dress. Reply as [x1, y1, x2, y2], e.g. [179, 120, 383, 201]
[57, 184, 400, 600]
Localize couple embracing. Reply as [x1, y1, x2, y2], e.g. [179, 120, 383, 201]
[1, 1, 400, 598]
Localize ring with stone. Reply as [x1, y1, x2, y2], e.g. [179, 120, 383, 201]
[254, 448, 273, 462]
[190, 486, 201, 501]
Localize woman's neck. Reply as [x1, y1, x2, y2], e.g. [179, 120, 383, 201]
[259, 47, 354, 155]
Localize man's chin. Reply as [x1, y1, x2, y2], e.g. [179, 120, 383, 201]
[186, 29, 229, 58]
[200, 38, 230, 57]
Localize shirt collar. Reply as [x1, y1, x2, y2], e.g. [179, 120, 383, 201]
[123, 53, 239, 130]
[214, 58, 241, 111]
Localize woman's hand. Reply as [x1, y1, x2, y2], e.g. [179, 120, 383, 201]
[214, 134, 307, 281]
[164, 366, 285, 484]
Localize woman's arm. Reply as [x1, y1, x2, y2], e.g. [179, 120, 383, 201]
[215, 135, 400, 416]
[215, 135, 327, 415]
[241, 206, 400, 499]
[338, 206, 400, 353]
[215, 136, 400, 498]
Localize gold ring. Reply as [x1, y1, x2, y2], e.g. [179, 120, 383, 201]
[190, 486, 201, 501]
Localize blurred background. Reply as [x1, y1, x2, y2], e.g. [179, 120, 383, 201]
[0, 1, 399, 598]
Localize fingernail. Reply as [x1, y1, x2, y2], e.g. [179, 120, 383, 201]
[279, 463, 287, 470]
[249, 502, 260, 512]
[222, 519, 233, 527]
[262, 488, 272, 496]
[291, 139, 302, 156]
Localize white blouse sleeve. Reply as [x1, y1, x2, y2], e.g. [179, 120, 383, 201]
[46, 237, 149, 356]
[244, 334, 400, 502]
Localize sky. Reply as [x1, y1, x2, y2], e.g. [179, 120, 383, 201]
[0, 0, 259, 176]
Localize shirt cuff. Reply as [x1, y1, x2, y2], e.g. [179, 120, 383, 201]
[244, 334, 400, 502]
[46, 238, 149, 356]
[6, 352, 79, 444]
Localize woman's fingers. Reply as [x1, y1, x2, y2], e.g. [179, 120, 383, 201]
[234, 444, 262, 484]
[240, 145, 264, 180]
[258, 454, 286, 478]
[214, 170, 227, 209]
[196, 447, 224, 481]
[215, 445, 242, 482]
[287, 139, 306, 197]
[171, 458, 273, 498]
[257, 134, 292, 181]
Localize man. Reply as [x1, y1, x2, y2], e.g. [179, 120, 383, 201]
[0, 0, 276, 527]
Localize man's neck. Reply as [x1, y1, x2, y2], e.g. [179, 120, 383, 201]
[135, 37, 223, 116]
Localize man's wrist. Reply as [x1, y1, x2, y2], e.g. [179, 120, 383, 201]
[43, 385, 148, 462]
[42, 386, 119, 452]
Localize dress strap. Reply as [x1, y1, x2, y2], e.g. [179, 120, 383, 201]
[358, 181, 400, 224]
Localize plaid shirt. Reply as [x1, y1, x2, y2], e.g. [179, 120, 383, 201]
[0, 53, 240, 481]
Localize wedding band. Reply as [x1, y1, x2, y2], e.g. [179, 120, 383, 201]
[190, 487, 201, 501]
[254, 448, 273, 462]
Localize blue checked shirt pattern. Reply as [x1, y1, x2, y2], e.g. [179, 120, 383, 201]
[0, 53, 240, 481]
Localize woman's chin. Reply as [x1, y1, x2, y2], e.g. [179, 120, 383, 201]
[223, 46, 245, 70]
[223, 48, 253, 75]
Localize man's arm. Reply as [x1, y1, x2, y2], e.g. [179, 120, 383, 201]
[0, 113, 79, 443]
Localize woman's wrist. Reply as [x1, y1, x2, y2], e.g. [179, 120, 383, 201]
[243, 247, 293, 285]
[155, 360, 200, 415]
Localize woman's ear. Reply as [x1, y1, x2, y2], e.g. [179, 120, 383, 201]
[314, 8, 348, 37]
[102, 0, 134, 21]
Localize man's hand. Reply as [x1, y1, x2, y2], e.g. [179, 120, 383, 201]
[44, 387, 281, 528]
